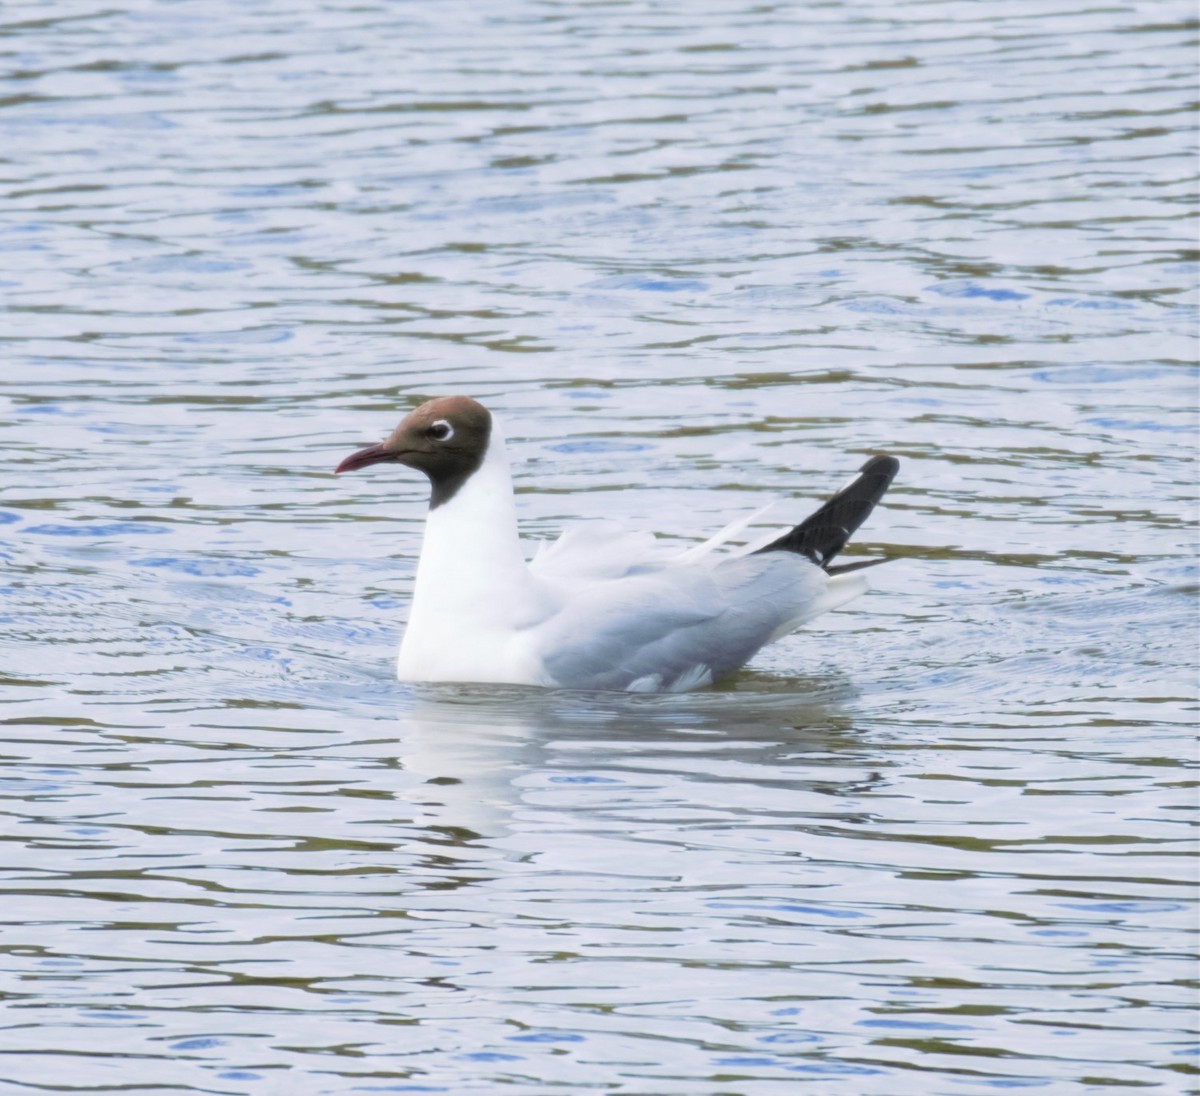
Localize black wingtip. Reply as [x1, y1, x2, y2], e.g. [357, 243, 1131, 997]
[754, 453, 899, 568]
[860, 454, 900, 479]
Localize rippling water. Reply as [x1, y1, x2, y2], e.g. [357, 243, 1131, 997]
[1, 0, 1196, 1092]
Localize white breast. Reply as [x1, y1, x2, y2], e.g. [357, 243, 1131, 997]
[396, 425, 554, 685]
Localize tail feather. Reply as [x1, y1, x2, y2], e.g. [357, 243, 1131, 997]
[754, 455, 899, 569]
[824, 556, 893, 575]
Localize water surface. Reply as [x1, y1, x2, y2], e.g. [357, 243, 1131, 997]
[1, 0, 1196, 1092]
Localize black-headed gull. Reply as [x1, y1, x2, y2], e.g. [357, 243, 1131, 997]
[336, 396, 899, 692]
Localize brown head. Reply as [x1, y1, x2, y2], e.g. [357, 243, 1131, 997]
[334, 396, 493, 509]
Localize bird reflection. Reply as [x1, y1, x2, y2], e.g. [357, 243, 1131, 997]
[392, 671, 880, 844]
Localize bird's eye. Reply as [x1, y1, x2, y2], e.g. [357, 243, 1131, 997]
[427, 419, 454, 442]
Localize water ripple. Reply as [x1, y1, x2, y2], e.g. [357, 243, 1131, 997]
[0, 0, 1195, 1092]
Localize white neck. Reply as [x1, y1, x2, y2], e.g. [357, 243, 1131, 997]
[397, 422, 542, 680]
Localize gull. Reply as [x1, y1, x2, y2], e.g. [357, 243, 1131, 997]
[335, 396, 899, 692]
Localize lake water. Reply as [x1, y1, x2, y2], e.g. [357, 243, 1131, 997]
[1, 0, 1196, 1092]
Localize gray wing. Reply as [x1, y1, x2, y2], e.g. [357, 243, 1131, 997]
[533, 553, 829, 691]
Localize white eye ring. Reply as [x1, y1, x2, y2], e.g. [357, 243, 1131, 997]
[428, 419, 454, 442]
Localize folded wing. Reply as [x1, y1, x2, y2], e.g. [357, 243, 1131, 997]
[533, 552, 840, 691]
